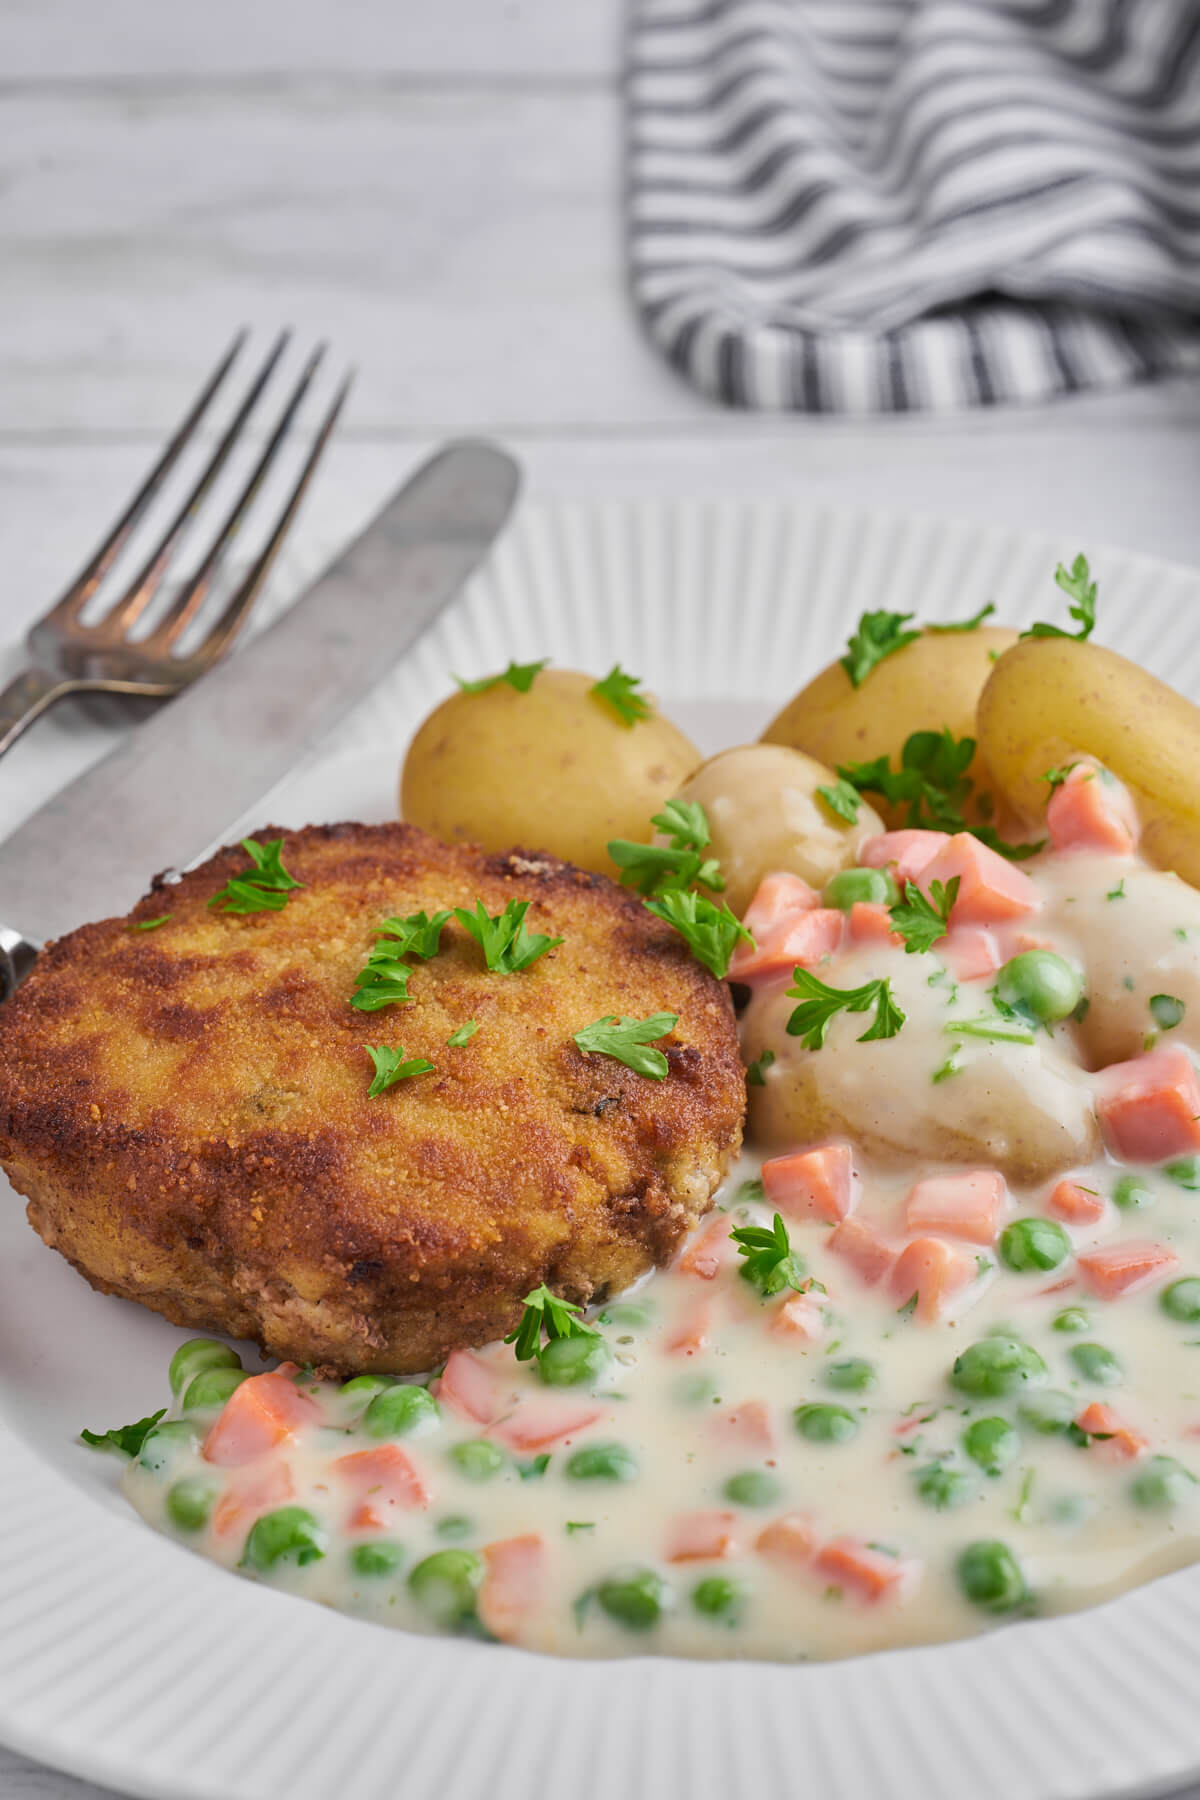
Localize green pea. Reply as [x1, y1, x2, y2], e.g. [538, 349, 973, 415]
[435, 1515, 474, 1541]
[951, 1337, 1047, 1398]
[165, 1476, 218, 1532]
[723, 1470, 782, 1508]
[998, 1218, 1071, 1274]
[565, 1442, 639, 1482]
[957, 1540, 1028, 1613]
[793, 1403, 859, 1444]
[1052, 1307, 1090, 1333]
[537, 1335, 613, 1389]
[182, 1366, 249, 1412]
[914, 1462, 974, 1510]
[1052, 1494, 1096, 1528]
[408, 1549, 484, 1626]
[1069, 1342, 1122, 1386]
[1130, 1455, 1198, 1511]
[1165, 1156, 1200, 1191]
[963, 1416, 1019, 1476]
[823, 867, 899, 912]
[824, 1358, 877, 1393]
[595, 1567, 669, 1632]
[138, 1419, 200, 1475]
[1113, 1174, 1154, 1211]
[337, 1375, 392, 1419]
[1162, 1278, 1200, 1323]
[995, 950, 1082, 1024]
[672, 1372, 718, 1406]
[1019, 1390, 1077, 1436]
[351, 1540, 405, 1578]
[446, 1439, 506, 1482]
[691, 1574, 747, 1623]
[599, 1301, 654, 1330]
[168, 1337, 241, 1399]
[363, 1383, 439, 1438]
[241, 1506, 327, 1572]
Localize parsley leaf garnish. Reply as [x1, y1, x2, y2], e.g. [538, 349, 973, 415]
[80, 1409, 166, 1458]
[837, 730, 1042, 861]
[351, 910, 452, 1013]
[644, 889, 753, 979]
[130, 914, 171, 931]
[209, 837, 304, 915]
[573, 1012, 678, 1080]
[888, 877, 960, 954]
[1021, 554, 1098, 642]
[456, 659, 549, 695]
[927, 603, 996, 634]
[454, 899, 563, 973]
[841, 610, 921, 687]
[1042, 763, 1080, 792]
[505, 1284, 601, 1362]
[785, 969, 906, 1048]
[745, 1047, 775, 1087]
[365, 1044, 436, 1096]
[377, 910, 452, 960]
[731, 1212, 810, 1296]
[591, 664, 651, 727]
[816, 778, 861, 824]
[608, 800, 724, 897]
[446, 1020, 479, 1047]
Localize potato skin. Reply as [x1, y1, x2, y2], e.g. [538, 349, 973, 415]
[761, 627, 1018, 825]
[977, 637, 1200, 889]
[674, 744, 884, 916]
[401, 669, 701, 877]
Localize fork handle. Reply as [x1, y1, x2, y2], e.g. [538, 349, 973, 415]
[0, 665, 79, 759]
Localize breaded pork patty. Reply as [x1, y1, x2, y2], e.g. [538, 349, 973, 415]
[0, 823, 744, 1372]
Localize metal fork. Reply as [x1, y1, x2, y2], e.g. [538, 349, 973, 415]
[0, 329, 351, 759]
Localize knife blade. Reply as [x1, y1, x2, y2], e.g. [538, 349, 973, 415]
[0, 438, 520, 981]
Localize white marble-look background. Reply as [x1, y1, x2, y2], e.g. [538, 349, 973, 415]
[3, 2, 1200, 1794]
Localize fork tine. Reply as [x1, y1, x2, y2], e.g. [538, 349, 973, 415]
[98, 329, 293, 636]
[143, 344, 332, 653]
[44, 329, 248, 628]
[184, 369, 354, 666]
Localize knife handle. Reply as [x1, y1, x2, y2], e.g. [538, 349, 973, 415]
[0, 925, 39, 1001]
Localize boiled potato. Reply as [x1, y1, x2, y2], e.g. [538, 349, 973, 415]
[400, 668, 701, 875]
[761, 626, 1018, 825]
[674, 744, 884, 916]
[977, 636, 1200, 889]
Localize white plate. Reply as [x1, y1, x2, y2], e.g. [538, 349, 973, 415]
[5, 499, 1200, 1800]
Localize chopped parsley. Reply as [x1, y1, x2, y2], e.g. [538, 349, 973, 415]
[745, 1047, 775, 1087]
[644, 888, 753, 979]
[837, 730, 1041, 861]
[505, 1284, 601, 1362]
[1107, 879, 1126, 901]
[945, 1016, 1036, 1046]
[927, 603, 996, 634]
[608, 799, 724, 897]
[932, 1051, 962, 1084]
[519, 1454, 552, 1481]
[80, 1409, 166, 1458]
[351, 910, 452, 1012]
[841, 610, 921, 687]
[446, 1021, 478, 1047]
[566, 1521, 595, 1535]
[365, 1044, 436, 1096]
[730, 1213, 811, 1297]
[130, 914, 171, 931]
[454, 898, 562, 973]
[455, 659, 548, 695]
[591, 664, 651, 727]
[209, 837, 303, 915]
[888, 877, 960, 955]
[1042, 763, 1080, 792]
[816, 778, 862, 824]
[1021, 553, 1098, 642]
[785, 968, 906, 1049]
[573, 1012, 677, 1080]
[1150, 993, 1185, 1031]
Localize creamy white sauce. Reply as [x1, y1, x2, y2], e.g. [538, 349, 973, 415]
[122, 845, 1200, 1661]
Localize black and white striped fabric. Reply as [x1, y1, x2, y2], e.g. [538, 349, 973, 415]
[626, 0, 1200, 411]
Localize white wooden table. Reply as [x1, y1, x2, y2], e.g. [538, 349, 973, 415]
[3, 2, 1200, 1794]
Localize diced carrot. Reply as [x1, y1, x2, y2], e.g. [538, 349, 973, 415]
[1075, 1402, 1148, 1461]
[710, 1399, 775, 1453]
[1097, 1047, 1200, 1162]
[1047, 761, 1138, 855]
[211, 1464, 295, 1540]
[904, 1171, 1007, 1245]
[666, 1510, 741, 1563]
[940, 927, 1002, 983]
[763, 1143, 856, 1224]
[740, 872, 820, 942]
[890, 1236, 978, 1322]
[333, 1444, 432, 1530]
[828, 1216, 895, 1287]
[814, 1538, 919, 1603]
[478, 1534, 546, 1643]
[918, 832, 1039, 928]
[202, 1371, 320, 1468]
[1046, 1180, 1107, 1226]
[730, 908, 844, 982]
[754, 1512, 816, 1566]
[494, 1399, 604, 1452]
[859, 830, 949, 884]
[436, 1350, 502, 1425]
[770, 1291, 828, 1341]
[848, 901, 902, 947]
[679, 1216, 736, 1280]
[664, 1298, 713, 1356]
[1077, 1240, 1178, 1300]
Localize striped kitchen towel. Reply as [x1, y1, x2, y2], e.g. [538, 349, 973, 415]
[626, 0, 1200, 411]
